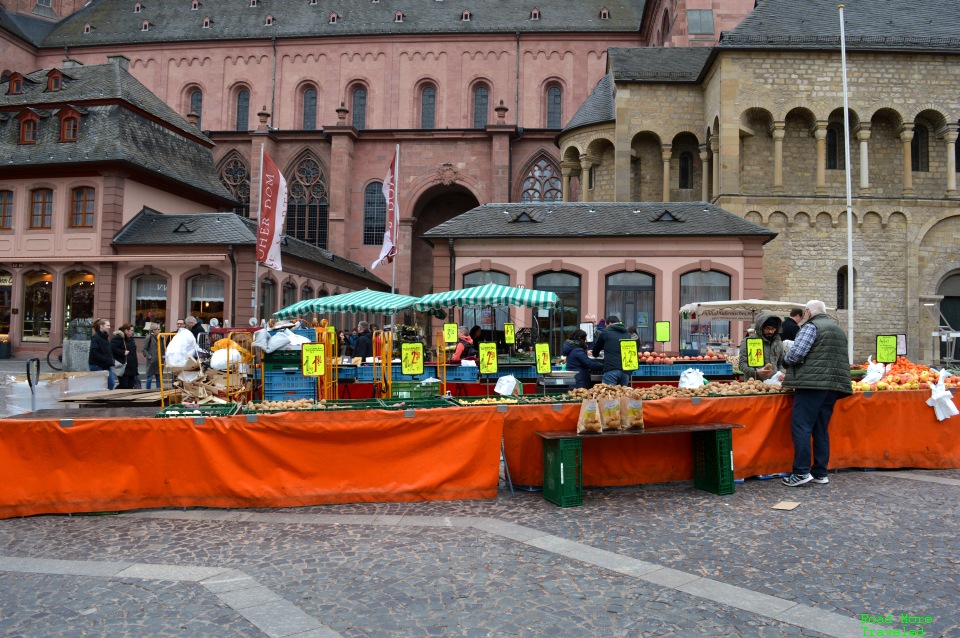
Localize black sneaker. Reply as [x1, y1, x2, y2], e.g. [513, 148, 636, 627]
[810, 476, 830, 484]
[781, 473, 813, 487]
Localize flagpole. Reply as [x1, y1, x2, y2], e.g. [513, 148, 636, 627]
[839, 4, 854, 364]
[253, 142, 264, 323]
[390, 144, 399, 295]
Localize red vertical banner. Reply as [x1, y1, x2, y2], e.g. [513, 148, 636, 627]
[257, 152, 288, 271]
[372, 145, 399, 270]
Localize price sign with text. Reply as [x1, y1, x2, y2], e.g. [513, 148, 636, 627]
[479, 342, 498, 374]
[301, 343, 325, 377]
[620, 339, 639, 371]
[504, 323, 516, 344]
[746, 338, 765, 368]
[443, 323, 459, 345]
[875, 335, 897, 364]
[401, 342, 424, 375]
[655, 321, 671, 343]
[535, 343, 551, 374]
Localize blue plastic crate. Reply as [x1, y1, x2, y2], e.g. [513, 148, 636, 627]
[356, 366, 375, 382]
[335, 366, 357, 380]
[264, 370, 316, 393]
[634, 363, 733, 377]
[480, 365, 537, 379]
[264, 388, 315, 402]
[445, 366, 479, 382]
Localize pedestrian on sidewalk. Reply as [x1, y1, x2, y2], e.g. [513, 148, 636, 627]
[111, 323, 140, 390]
[142, 325, 162, 389]
[87, 318, 116, 390]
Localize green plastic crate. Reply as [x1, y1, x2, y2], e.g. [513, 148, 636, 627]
[692, 429, 735, 495]
[156, 403, 239, 418]
[542, 438, 583, 507]
[391, 381, 439, 400]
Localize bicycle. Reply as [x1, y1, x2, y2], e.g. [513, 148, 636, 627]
[47, 345, 63, 371]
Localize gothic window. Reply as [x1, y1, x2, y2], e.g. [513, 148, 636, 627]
[302, 87, 317, 129]
[352, 87, 366, 129]
[70, 187, 95, 228]
[189, 89, 203, 129]
[827, 124, 846, 170]
[218, 155, 251, 217]
[363, 182, 386, 245]
[473, 85, 488, 129]
[546, 86, 562, 129]
[286, 156, 329, 248]
[679, 152, 693, 189]
[911, 124, 929, 172]
[235, 89, 249, 131]
[420, 85, 436, 129]
[520, 158, 562, 203]
[30, 188, 53, 229]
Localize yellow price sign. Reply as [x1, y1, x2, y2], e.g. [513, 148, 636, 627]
[535, 343, 551, 374]
[443, 323, 459, 345]
[301, 343, 325, 376]
[876, 335, 897, 364]
[401, 342, 424, 375]
[655, 321, 671, 343]
[746, 337, 765, 368]
[479, 342, 498, 374]
[504, 323, 516, 344]
[620, 339, 639, 371]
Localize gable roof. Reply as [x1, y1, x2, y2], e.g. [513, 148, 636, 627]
[423, 202, 777, 242]
[0, 9, 58, 46]
[561, 73, 614, 133]
[608, 46, 713, 83]
[719, 0, 960, 53]
[113, 208, 387, 287]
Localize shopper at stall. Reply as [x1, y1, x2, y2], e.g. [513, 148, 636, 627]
[142, 325, 162, 390]
[469, 325, 482, 345]
[562, 329, 603, 389]
[355, 321, 374, 361]
[347, 329, 359, 356]
[781, 308, 803, 341]
[88, 318, 116, 390]
[111, 323, 140, 390]
[781, 300, 852, 487]
[591, 315, 633, 386]
[737, 312, 787, 380]
[185, 316, 205, 340]
[451, 326, 478, 363]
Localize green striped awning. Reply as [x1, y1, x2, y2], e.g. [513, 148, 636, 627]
[274, 289, 423, 319]
[413, 283, 559, 311]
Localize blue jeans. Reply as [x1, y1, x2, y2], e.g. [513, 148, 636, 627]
[89, 364, 116, 390]
[790, 389, 841, 477]
[602, 369, 632, 387]
[145, 374, 161, 389]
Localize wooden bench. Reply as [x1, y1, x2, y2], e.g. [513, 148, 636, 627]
[536, 422, 745, 506]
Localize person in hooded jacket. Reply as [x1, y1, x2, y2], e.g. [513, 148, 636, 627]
[738, 311, 787, 380]
[111, 323, 140, 389]
[88, 318, 116, 390]
[562, 329, 603, 388]
[590, 315, 634, 386]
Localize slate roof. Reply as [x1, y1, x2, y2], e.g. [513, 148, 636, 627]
[561, 73, 614, 133]
[29, 1, 646, 48]
[718, 0, 960, 53]
[113, 208, 387, 287]
[608, 46, 713, 82]
[0, 9, 57, 46]
[423, 202, 777, 242]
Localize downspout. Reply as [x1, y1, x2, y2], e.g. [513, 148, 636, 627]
[271, 37, 278, 122]
[448, 239, 456, 291]
[228, 245, 237, 327]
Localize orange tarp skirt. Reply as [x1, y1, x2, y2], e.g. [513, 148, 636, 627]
[504, 391, 960, 487]
[0, 407, 502, 519]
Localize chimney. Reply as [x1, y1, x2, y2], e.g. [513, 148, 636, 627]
[107, 55, 130, 71]
[62, 58, 84, 69]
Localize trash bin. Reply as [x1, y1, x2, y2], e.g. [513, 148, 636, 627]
[0, 339, 10, 359]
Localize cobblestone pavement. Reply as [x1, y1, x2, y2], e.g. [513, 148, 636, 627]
[1, 468, 958, 638]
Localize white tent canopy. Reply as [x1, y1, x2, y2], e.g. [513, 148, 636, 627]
[678, 299, 834, 322]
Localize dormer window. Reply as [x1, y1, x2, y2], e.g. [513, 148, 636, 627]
[600, 7, 610, 20]
[249, 0, 258, 7]
[310, 0, 317, 4]
[9, 76, 24, 95]
[264, 14, 273, 25]
[134, 2, 142, 13]
[530, 8, 540, 20]
[461, 9, 471, 21]
[46, 70, 62, 92]
[140, 19, 149, 31]
[61, 116, 79, 142]
[18, 112, 40, 144]
[329, 12, 338, 23]
[83, 23, 92, 34]
[394, 10, 404, 22]
[191, 0, 199, 9]
[202, 16, 210, 28]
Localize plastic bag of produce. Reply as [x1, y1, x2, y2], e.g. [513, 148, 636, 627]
[926, 369, 959, 421]
[862, 356, 887, 385]
[576, 399, 602, 434]
[599, 397, 622, 430]
[620, 397, 644, 430]
[494, 374, 519, 396]
[763, 370, 785, 386]
[678, 368, 706, 389]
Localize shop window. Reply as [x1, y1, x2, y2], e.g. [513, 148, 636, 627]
[420, 85, 436, 129]
[218, 154, 251, 217]
[22, 270, 53, 342]
[363, 181, 386, 245]
[606, 271, 656, 348]
[258, 278, 276, 320]
[546, 85, 562, 129]
[352, 86, 366, 129]
[61, 116, 79, 141]
[520, 158, 562, 203]
[0, 190, 12, 230]
[462, 271, 510, 337]
[286, 155, 329, 247]
[282, 282, 297, 310]
[70, 187, 96, 228]
[679, 152, 694, 189]
[187, 274, 224, 326]
[131, 274, 167, 330]
[0, 271, 12, 335]
[236, 88, 250, 130]
[679, 270, 731, 353]
[473, 85, 488, 129]
[911, 124, 929, 172]
[63, 271, 95, 331]
[827, 124, 846, 170]
[30, 188, 53, 229]
[533, 271, 580, 356]
[302, 87, 317, 130]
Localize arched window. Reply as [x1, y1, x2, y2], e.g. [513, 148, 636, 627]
[546, 85, 562, 129]
[22, 270, 53, 342]
[530, 8, 540, 20]
[202, 16, 210, 28]
[420, 85, 436, 129]
[826, 124, 845, 170]
[70, 187, 95, 228]
[187, 274, 224, 325]
[30, 188, 53, 229]
[911, 124, 929, 172]
[352, 87, 366, 129]
[189, 89, 203, 129]
[218, 154, 250, 217]
[302, 87, 317, 130]
[461, 9, 471, 21]
[329, 12, 338, 24]
[135, 2, 142, 12]
[264, 14, 273, 26]
[463, 271, 510, 335]
[679, 270, 731, 353]
[235, 89, 249, 131]
[473, 85, 488, 129]
[63, 271, 95, 330]
[394, 10, 404, 22]
[606, 271, 655, 347]
[301, 284, 314, 301]
[520, 158, 562, 203]
[131, 274, 168, 330]
[286, 156, 329, 248]
[837, 266, 855, 310]
[0, 190, 12, 230]
[258, 278, 276, 320]
[533, 271, 581, 355]
[363, 181, 386, 245]
[140, 19, 149, 31]
[282, 282, 297, 309]
[600, 7, 610, 20]
[678, 152, 693, 189]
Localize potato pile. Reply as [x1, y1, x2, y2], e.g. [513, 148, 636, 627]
[565, 379, 785, 402]
[247, 398, 315, 411]
[459, 397, 520, 405]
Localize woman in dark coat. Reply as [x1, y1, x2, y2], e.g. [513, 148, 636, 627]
[562, 329, 603, 389]
[142, 325, 162, 389]
[111, 323, 140, 389]
[88, 318, 116, 390]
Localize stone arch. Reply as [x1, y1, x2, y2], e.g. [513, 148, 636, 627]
[782, 106, 818, 195]
[670, 131, 701, 200]
[408, 183, 481, 297]
[744, 210, 763, 225]
[739, 107, 775, 194]
[584, 137, 615, 201]
[869, 108, 906, 198]
[413, 75, 441, 128]
[630, 131, 663, 201]
[794, 211, 812, 228]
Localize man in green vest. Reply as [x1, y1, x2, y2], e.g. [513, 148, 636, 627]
[781, 300, 852, 487]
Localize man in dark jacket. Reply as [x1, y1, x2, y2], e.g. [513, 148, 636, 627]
[590, 315, 633, 386]
[185, 316, 205, 341]
[780, 308, 803, 341]
[562, 329, 603, 389]
[88, 318, 116, 390]
[781, 300, 852, 487]
[354, 321, 373, 360]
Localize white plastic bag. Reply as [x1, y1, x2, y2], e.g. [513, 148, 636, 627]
[678, 368, 705, 389]
[265, 329, 292, 353]
[209, 348, 243, 371]
[252, 328, 270, 351]
[763, 370, 785, 386]
[861, 355, 886, 385]
[164, 328, 200, 368]
[926, 369, 959, 421]
[494, 375, 518, 396]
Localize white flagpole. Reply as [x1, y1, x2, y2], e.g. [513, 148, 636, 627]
[391, 143, 399, 295]
[839, 4, 854, 364]
[253, 143, 264, 323]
